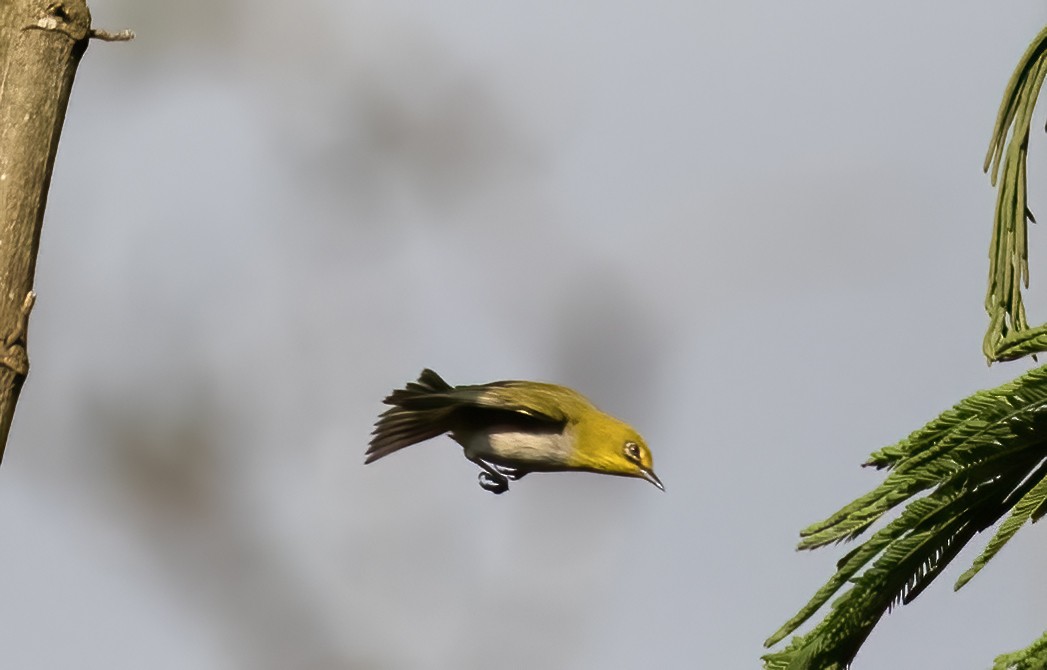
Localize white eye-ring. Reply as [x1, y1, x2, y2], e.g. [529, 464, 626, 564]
[624, 441, 642, 462]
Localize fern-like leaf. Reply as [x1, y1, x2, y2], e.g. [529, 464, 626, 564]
[993, 630, 1047, 670]
[764, 364, 1047, 669]
[984, 25, 1047, 362]
[799, 365, 1047, 550]
[954, 460, 1047, 590]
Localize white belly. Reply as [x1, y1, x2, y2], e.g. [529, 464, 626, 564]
[456, 426, 571, 469]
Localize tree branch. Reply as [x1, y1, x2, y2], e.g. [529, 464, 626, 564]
[0, 0, 129, 463]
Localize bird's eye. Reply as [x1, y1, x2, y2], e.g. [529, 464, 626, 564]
[624, 441, 642, 462]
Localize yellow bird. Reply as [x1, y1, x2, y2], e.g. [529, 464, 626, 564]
[367, 369, 662, 494]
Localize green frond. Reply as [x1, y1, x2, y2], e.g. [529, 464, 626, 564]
[764, 364, 1047, 669]
[994, 630, 1047, 670]
[799, 365, 1047, 550]
[1029, 489, 1047, 522]
[954, 459, 1047, 590]
[765, 509, 973, 669]
[992, 326, 1047, 363]
[984, 25, 1047, 362]
[765, 472, 1029, 669]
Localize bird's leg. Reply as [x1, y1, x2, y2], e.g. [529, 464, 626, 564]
[468, 457, 510, 494]
[492, 464, 529, 481]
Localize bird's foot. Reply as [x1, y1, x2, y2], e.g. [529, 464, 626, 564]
[492, 464, 528, 481]
[478, 471, 509, 494]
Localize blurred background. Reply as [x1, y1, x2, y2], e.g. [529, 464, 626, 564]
[2, 1, 1047, 668]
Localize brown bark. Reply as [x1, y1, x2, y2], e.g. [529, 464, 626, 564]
[0, 1, 122, 464]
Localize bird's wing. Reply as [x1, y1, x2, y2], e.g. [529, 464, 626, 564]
[451, 381, 587, 425]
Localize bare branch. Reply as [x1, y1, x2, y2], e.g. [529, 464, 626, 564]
[0, 0, 128, 462]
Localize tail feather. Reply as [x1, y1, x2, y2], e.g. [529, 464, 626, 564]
[383, 368, 453, 407]
[366, 369, 457, 463]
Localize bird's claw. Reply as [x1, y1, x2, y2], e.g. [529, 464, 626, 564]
[492, 464, 528, 481]
[478, 471, 509, 494]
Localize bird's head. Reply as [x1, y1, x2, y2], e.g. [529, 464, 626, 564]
[570, 412, 663, 490]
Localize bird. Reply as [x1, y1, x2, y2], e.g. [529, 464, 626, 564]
[367, 369, 662, 494]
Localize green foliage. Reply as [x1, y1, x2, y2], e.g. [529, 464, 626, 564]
[763, 365, 1047, 669]
[994, 630, 1047, 670]
[764, 24, 1047, 668]
[985, 26, 1047, 362]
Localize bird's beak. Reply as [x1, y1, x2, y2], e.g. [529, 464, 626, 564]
[640, 467, 665, 491]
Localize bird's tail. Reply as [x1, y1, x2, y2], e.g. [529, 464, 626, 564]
[366, 369, 457, 464]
